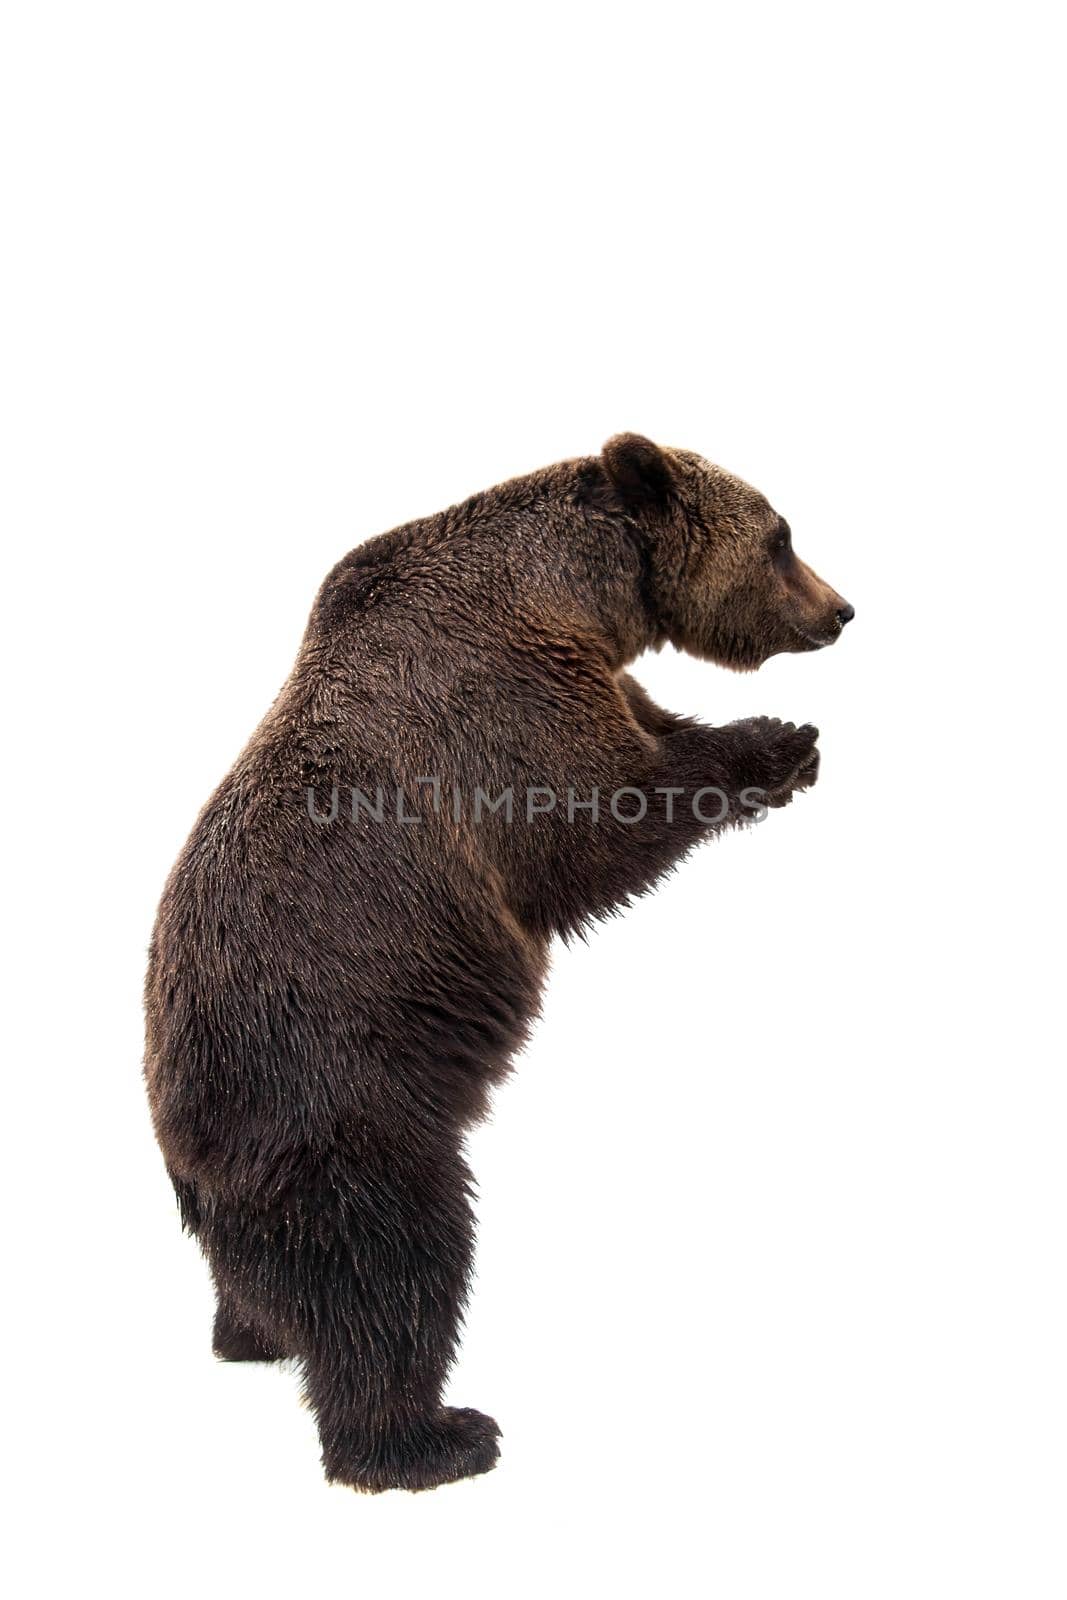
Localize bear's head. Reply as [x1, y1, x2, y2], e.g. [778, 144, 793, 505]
[600, 433, 854, 670]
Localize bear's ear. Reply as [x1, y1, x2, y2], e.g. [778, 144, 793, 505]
[601, 433, 676, 511]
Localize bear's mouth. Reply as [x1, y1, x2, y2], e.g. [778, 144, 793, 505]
[789, 618, 843, 650]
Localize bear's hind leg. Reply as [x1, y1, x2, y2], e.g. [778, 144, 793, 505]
[302, 1152, 499, 1492]
[205, 1146, 499, 1491]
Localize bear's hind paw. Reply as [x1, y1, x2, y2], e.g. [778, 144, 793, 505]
[326, 1406, 501, 1494]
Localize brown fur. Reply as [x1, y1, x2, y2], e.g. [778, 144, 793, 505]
[144, 434, 852, 1491]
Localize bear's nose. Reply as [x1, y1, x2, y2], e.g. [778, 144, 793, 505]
[836, 603, 855, 626]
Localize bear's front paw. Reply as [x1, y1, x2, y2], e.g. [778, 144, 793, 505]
[728, 717, 820, 808]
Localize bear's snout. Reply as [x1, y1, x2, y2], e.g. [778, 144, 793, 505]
[814, 597, 854, 646]
[786, 557, 855, 652]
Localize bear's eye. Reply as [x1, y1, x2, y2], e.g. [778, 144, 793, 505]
[771, 520, 792, 557]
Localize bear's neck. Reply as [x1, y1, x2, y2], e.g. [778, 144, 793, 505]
[512, 492, 662, 671]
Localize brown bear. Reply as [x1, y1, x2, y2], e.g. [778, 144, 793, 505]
[144, 434, 853, 1491]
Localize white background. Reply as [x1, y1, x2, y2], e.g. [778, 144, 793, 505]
[3, 4, 1064, 1596]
